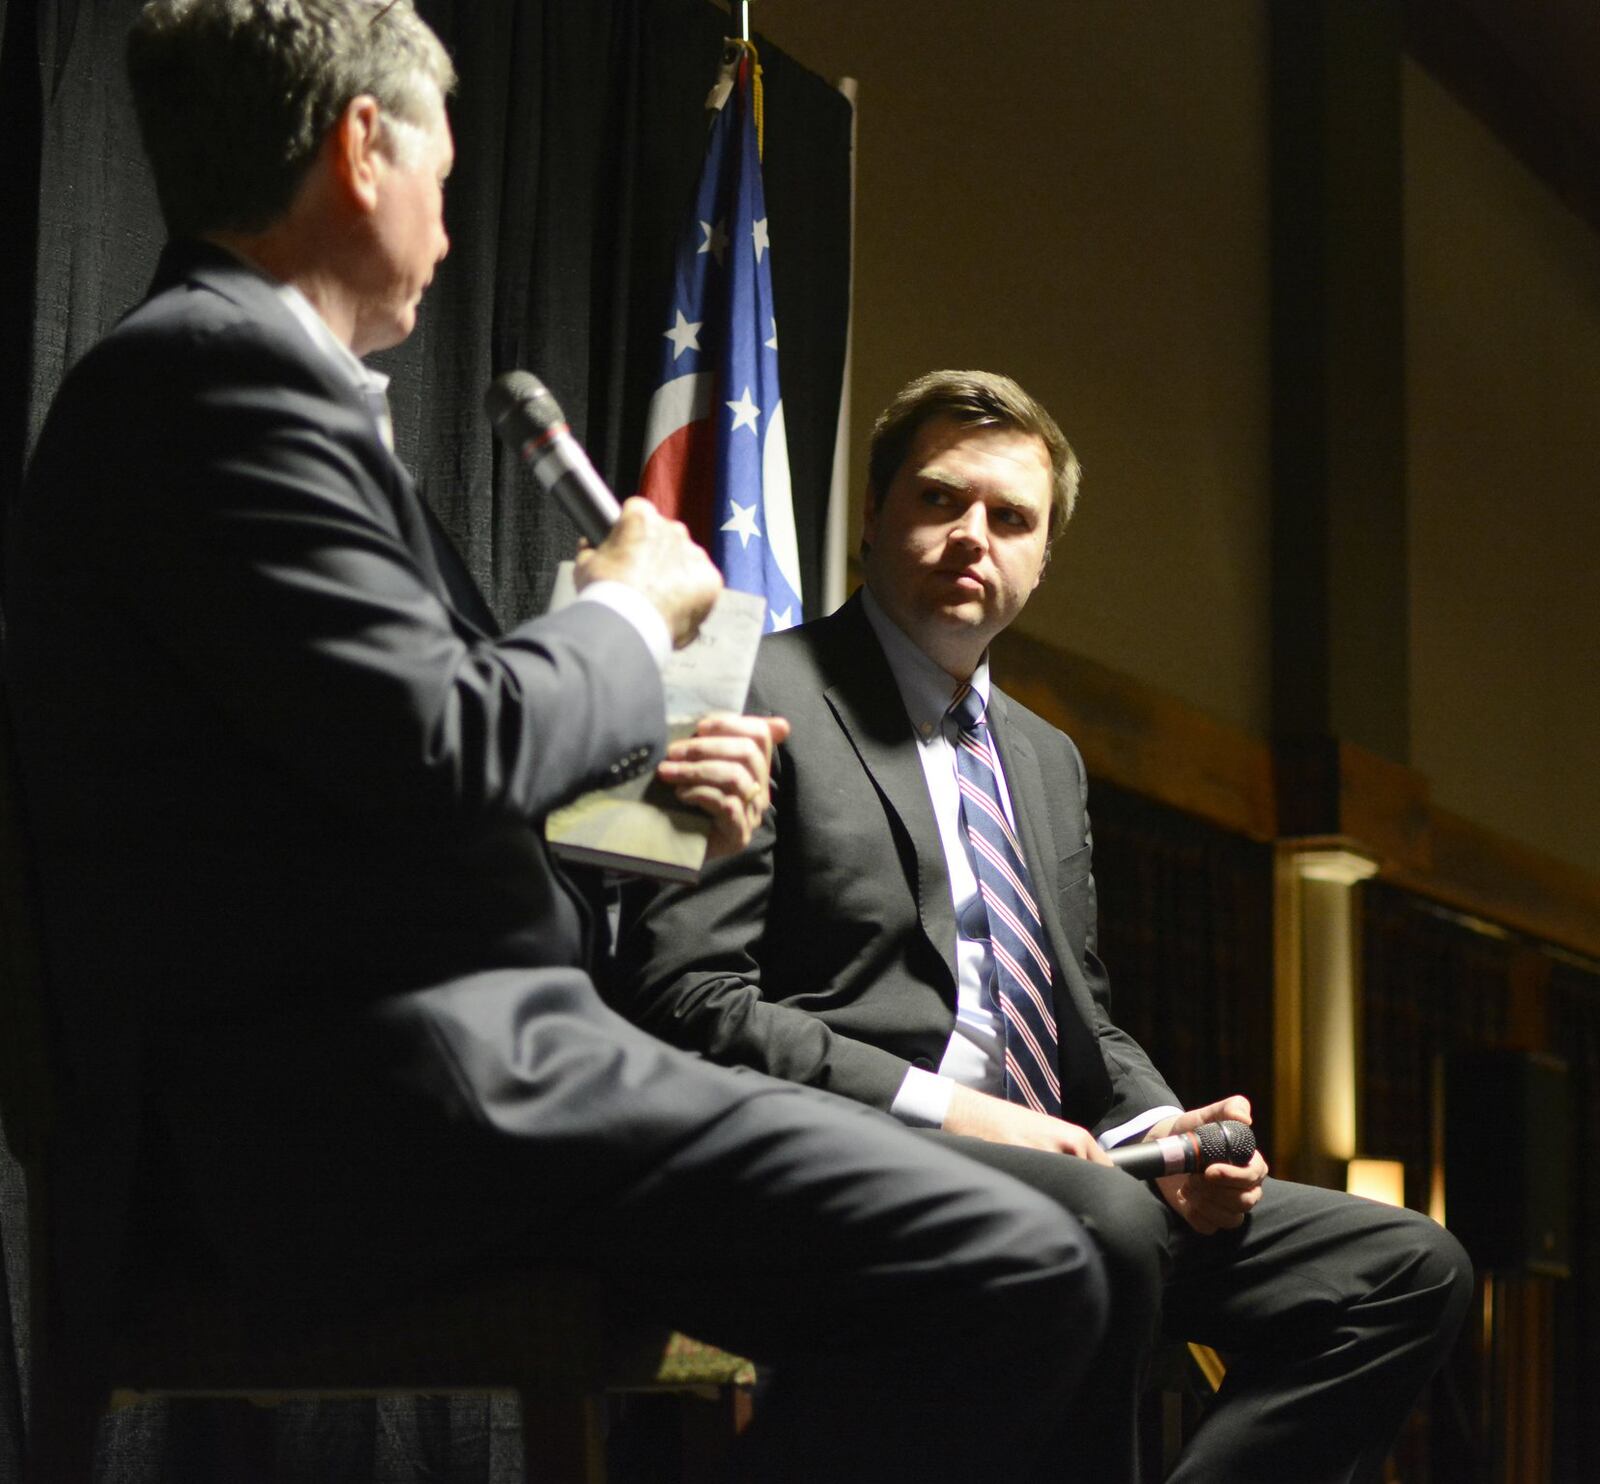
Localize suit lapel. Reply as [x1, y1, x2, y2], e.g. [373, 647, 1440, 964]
[987, 689, 1113, 1111]
[819, 603, 959, 995]
[168, 242, 461, 620]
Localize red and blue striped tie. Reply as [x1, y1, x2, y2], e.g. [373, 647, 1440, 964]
[948, 683, 1063, 1117]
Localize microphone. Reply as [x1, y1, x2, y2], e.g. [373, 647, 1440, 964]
[484, 371, 622, 544]
[1107, 1119, 1257, 1181]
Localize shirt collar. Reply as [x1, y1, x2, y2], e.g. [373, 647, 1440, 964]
[206, 243, 391, 405]
[273, 284, 392, 409]
[859, 584, 992, 740]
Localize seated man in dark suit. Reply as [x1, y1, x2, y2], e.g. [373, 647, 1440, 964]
[2, 8, 1110, 1478]
[616, 368, 1474, 1482]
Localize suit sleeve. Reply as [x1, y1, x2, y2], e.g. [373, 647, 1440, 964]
[85, 315, 664, 836]
[608, 679, 914, 1110]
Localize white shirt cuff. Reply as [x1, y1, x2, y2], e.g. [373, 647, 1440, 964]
[1097, 1105, 1183, 1150]
[575, 581, 672, 666]
[890, 1067, 958, 1129]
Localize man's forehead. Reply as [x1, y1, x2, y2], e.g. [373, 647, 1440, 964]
[902, 416, 1051, 492]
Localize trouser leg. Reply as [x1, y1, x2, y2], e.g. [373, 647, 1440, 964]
[551, 1083, 1109, 1484]
[1162, 1177, 1473, 1484]
[921, 1133, 1174, 1484]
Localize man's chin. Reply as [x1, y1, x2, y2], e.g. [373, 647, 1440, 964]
[927, 599, 991, 632]
[355, 309, 417, 358]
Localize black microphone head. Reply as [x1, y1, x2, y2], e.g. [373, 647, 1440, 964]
[1195, 1119, 1257, 1169]
[484, 371, 564, 444]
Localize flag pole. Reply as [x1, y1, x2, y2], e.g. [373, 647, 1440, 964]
[823, 76, 858, 615]
[740, 3, 749, 43]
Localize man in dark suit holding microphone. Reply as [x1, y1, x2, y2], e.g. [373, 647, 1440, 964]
[3, 7, 1111, 1478]
[617, 368, 1474, 1481]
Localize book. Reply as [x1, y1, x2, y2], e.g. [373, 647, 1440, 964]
[543, 566, 768, 882]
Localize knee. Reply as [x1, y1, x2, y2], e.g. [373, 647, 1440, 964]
[1408, 1215, 1475, 1331]
[1355, 1204, 1476, 1363]
[998, 1185, 1112, 1356]
[1077, 1176, 1167, 1334]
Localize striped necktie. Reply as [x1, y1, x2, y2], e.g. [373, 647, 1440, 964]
[948, 683, 1063, 1116]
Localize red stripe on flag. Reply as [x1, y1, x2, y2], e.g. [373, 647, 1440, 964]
[639, 417, 718, 541]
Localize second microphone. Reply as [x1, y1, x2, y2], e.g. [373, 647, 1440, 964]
[1107, 1119, 1257, 1181]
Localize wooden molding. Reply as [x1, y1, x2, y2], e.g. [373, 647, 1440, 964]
[991, 628, 1276, 843]
[1275, 738, 1433, 873]
[1384, 809, 1600, 965]
[990, 628, 1600, 963]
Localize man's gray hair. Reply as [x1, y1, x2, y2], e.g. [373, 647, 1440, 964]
[128, 0, 456, 238]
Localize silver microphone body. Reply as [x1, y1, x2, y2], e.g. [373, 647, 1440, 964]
[1107, 1119, 1257, 1181]
[484, 371, 622, 545]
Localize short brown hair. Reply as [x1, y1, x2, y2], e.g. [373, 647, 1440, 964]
[866, 370, 1081, 548]
[128, 0, 456, 239]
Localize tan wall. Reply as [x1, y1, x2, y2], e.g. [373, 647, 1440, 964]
[752, 0, 1274, 737]
[749, 3, 1600, 877]
[1404, 61, 1600, 877]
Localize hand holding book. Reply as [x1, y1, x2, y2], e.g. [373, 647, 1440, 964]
[656, 712, 791, 860]
[543, 567, 776, 881]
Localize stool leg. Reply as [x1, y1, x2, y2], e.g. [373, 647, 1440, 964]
[519, 1385, 605, 1484]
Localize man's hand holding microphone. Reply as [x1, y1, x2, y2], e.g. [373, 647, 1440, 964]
[486, 371, 788, 858]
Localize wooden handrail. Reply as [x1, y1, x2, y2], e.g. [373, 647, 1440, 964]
[991, 628, 1600, 964]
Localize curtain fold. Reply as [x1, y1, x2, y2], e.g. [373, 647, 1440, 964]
[1084, 782, 1275, 1144]
[1360, 881, 1512, 1205]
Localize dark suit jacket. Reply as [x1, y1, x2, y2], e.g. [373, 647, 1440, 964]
[615, 593, 1177, 1139]
[4, 242, 753, 1298]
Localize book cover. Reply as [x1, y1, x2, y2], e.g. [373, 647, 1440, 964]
[543, 568, 767, 881]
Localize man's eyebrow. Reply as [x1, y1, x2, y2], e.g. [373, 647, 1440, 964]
[913, 466, 968, 490]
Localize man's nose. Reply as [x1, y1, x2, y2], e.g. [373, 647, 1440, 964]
[950, 505, 988, 549]
[438, 228, 451, 263]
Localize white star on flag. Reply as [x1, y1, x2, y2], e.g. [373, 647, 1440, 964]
[697, 218, 729, 266]
[721, 499, 762, 548]
[726, 386, 761, 433]
[664, 309, 702, 360]
[637, 42, 804, 638]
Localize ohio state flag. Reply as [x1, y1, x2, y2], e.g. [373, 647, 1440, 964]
[639, 41, 802, 632]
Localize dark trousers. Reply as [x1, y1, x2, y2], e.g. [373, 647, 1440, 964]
[924, 1135, 1473, 1484]
[549, 1084, 1110, 1483]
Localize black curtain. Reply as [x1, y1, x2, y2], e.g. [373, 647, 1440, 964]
[1085, 783, 1276, 1147]
[0, 2, 850, 1478]
[0, 0, 851, 623]
[1359, 883, 1516, 1483]
[1549, 959, 1600, 1482]
[1360, 882, 1513, 1210]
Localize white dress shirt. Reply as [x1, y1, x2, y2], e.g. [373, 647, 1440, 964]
[862, 588, 1176, 1149]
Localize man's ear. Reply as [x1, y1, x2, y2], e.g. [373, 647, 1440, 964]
[1033, 544, 1052, 588]
[860, 489, 879, 557]
[328, 95, 385, 214]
